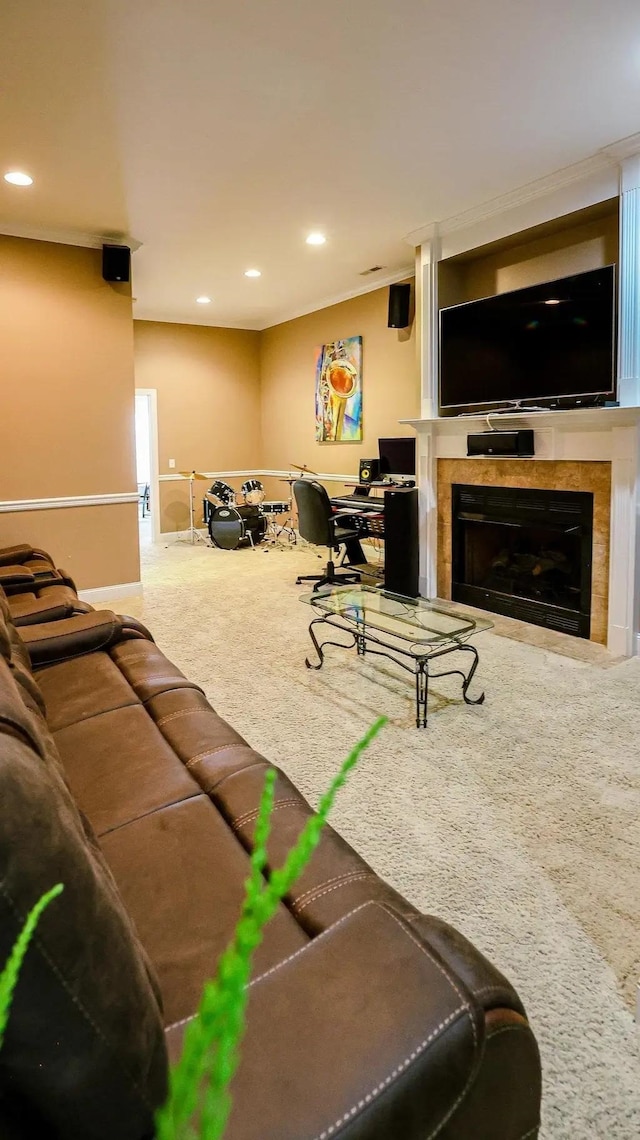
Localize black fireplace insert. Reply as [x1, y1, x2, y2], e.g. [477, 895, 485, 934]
[451, 484, 593, 638]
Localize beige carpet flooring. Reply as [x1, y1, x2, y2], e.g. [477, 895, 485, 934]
[120, 534, 639, 1138]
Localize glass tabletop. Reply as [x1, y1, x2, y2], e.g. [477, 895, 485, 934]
[301, 584, 493, 646]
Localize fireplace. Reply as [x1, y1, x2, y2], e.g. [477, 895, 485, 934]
[452, 484, 594, 638]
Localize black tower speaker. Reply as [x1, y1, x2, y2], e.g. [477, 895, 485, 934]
[383, 488, 419, 597]
[102, 243, 131, 283]
[388, 283, 411, 329]
[359, 458, 380, 484]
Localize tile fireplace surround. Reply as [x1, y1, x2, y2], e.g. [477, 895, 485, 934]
[437, 459, 610, 644]
[405, 407, 640, 656]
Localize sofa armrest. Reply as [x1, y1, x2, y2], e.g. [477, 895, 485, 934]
[165, 902, 540, 1140]
[0, 565, 35, 589]
[0, 544, 35, 567]
[19, 611, 127, 666]
[10, 596, 74, 627]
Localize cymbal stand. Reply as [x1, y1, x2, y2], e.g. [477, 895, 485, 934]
[167, 472, 208, 547]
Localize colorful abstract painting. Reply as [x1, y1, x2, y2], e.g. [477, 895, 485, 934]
[315, 336, 363, 442]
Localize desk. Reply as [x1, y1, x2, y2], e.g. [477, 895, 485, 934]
[301, 584, 492, 728]
[330, 486, 419, 596]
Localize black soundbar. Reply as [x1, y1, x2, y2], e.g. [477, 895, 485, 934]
[467, 429, 535, 458]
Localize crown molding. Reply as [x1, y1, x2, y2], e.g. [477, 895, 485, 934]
[599, 131, 640, 163]
[133, 312, 260, 331]
[404, 151, 617, 248]
[0, 220, 142, 252]
[258, 266, 415, 330]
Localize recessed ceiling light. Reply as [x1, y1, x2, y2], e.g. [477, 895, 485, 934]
[306, 232, 326, 246]
[4, 171, 33, 186]
[544, 298, 561, 305]
[196, 295, 211, 304]
[244, 268, 261, 278]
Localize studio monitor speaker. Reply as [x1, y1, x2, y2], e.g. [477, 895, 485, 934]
[388, 283, 411, 329]
[102, 243, 131, 283]
[359, 458, 380, 484]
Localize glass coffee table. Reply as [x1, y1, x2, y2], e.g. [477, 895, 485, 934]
[301, 584, 493, 728]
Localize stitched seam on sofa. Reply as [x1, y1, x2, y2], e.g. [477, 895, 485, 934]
[139, 681, 205, 706]
[310, 1007, 468, 1140]
[209, 761, 274, 795]
[294, 870, 375, 907]
[378, 908, 483, 1140]
[51, 699, 143, 733]
[381, 909, 475, 1036]
[110, 649, 160, 664]
[155, 708, 209, 727]
[292, 873, 377, 913]
[96, 790, 205, 837]
[516, 1128, 539, 1140]
[249, 902, 371, 989]
[0, 880, 155, 1109]
[232, 798, 301, 829]
[185, 743, 252, 768]
[164, 903, 373, 1033]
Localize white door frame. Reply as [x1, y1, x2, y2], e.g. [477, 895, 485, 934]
[135, 388, 160, 544]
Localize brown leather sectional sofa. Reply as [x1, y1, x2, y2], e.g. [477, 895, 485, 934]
[0, 548, 542, 1139]
[0, 543, 91, 626]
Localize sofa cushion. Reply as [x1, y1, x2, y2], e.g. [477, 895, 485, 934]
[101, 795, 309, 1026]
[0, 654, 168, 1138]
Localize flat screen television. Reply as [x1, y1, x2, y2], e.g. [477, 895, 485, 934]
[439, 265, 616, 414]
[378, 436, 416, 477]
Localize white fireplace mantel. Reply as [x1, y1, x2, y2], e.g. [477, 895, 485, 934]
[400, 406, 640, 656]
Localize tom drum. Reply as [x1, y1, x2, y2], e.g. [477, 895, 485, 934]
[240, 478, 265, 507]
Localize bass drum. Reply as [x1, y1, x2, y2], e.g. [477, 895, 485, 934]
[208, 505, 267, 550]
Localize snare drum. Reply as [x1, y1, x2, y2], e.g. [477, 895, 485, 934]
[208, 505, 267, 550]
[261, 500, 290, 515]
[241, 478, 265, 507]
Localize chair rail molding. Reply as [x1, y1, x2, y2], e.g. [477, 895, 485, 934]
[158, 469, 356, 483]
[0, 492, 139, 514]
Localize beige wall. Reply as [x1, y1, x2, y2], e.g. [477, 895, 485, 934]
[1, 504, 140, 590]
[260, 282, 419, 497]
[134, 321, 261, 531]
[0, 236, 138, 588]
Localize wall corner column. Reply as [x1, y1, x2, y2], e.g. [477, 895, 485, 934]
[617, 154, 640, 408]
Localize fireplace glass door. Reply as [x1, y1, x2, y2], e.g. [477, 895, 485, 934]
[452, 485, 593, 637]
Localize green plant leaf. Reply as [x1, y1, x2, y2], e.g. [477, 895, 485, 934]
[156, 717, 387, 1140]
[0, 883, 64, 1050]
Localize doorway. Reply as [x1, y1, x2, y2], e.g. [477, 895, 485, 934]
[134, 389, 160, 545]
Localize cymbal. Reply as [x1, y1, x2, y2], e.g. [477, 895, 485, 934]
[279, 477, 297, 484]
[178, 470, 208, 479]
[290, 462, 318, 475]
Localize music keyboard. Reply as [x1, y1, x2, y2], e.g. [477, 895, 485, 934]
[331, 494, 385, 510]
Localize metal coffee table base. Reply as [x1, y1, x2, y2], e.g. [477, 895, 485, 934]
[305, 616, 485, 728]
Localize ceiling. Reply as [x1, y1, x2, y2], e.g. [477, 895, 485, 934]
[2, 0, 640, 330]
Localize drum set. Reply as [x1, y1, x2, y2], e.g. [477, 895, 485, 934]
[203, 478, 296, 551]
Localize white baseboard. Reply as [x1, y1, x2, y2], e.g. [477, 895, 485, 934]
[78, 581, 143, 603]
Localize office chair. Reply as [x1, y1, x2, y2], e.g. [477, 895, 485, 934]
[293, 479, 361, 591]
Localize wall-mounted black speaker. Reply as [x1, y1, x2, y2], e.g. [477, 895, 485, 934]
[102, 243, 131, 283]
[388, 283, 411, 329]
[359, 458, 380, 484]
